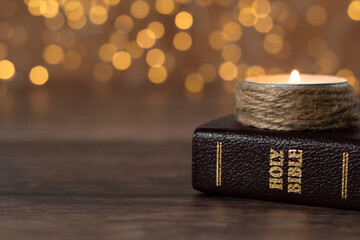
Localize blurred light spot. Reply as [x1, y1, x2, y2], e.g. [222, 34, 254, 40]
[307, 38, 327, 59]
[209, 31, 228, 50]
[43, 44, 64, 64]
[173, 32, 192, 51]
[219, 62, 238, 81]
[64, 1, 84, 18]
[148, 21, 165, 39]
[0, 60, 15, 80]
[156, 0, 175, 15]
[93, 62, 113, 82]
[194, 0, 214, 6]
[89, 6, 108, 25]
[9, 26, 27, 46]
[112, 51, 131, 70]
[110, 31, 129, 50]
[316, 52, 339, 74]
[307, 5, 327, 26]
[252, 0, 271, 18]
[270, 1, 288, 22]
[62, 50, 82, 70]
[99, 43, 117, 62]
[126, 41, 144, 59]
[337, 69, 356, 87]
[115, 15, 133, 33]
[222, 43, 242, 62]
[131, 0, 149, 19]
[146, 48, 165, 67]
[263, 33, 283, 54]
[137, 29, 156, 49]
[254, 15, 273, 33]
[246, 65, 265, 77]
[45, 12, 65, 30]
[148, 66, 167, 84]
[29, 65, 48, 85]
[0, 41, 8, 59]
[67, 14, 86, 29]
[43, 0, 59, 18]
[348, 1, 360, 21]
[103, 0, 121, 6]
[198, 63, 217, 83]
[175, 11, 193, 30]
[28, 0, 46, 16]
[223, 22, 242, 41]
[0, 22, 13, 40]
[238, 7, 257, 27]
[185, 73, 204, 92]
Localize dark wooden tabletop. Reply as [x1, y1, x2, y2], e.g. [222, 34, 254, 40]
[1, 87, 360, 239]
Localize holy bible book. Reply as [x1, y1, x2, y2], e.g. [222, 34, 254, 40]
[192, 115, 360, 210]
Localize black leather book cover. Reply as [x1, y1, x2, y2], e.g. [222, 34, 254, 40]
[192, 115, 360, 210]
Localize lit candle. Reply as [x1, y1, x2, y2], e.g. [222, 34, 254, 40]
[243, 69, 348, 89]
[235, 69, 358, 131]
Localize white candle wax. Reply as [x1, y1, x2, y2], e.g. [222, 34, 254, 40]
[243, 70, 348, 89]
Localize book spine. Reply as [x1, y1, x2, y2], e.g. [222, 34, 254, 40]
[192, 129, 360, 210]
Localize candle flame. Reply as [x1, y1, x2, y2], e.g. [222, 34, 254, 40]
[289, 69, 301, 84]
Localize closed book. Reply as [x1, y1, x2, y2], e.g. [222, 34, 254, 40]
[192, 115, 360, 210]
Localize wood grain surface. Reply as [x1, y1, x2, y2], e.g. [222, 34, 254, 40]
[0, 88, 360, 239]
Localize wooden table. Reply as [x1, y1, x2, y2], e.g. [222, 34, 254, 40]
[0, 87, 360, 239]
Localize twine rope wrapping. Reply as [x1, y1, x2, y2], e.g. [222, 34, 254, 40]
[234, 81, 360, 131]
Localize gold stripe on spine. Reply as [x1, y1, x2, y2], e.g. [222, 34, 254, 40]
[342, 153, 349, 199]
[219, 142, 222, 186]
[216, 141, 219, 186]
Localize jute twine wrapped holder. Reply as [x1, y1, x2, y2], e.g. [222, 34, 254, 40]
[235, 77, 359, 131]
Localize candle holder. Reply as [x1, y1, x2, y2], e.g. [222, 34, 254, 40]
[234, 73, 359, 131]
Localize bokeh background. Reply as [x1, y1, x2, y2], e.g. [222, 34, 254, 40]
[1, 0, 360, 97]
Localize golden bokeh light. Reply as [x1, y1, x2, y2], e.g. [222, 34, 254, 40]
[337, 69, 356, 87]
[131, 0, 150, 19]
[93, 62, 113, 82]
[43, 44, 64, 64]
[62, 50, 82, 70]
[0, 60, 15, 80]
[194, 0, 214, 7]
[42, 0, 59, 18]
[198, 63, 217, 83]
[252, 0, 271, 18]
[110, 31, 129, 50]
[254, 15, 273, 33]
[173, 32, 192, 51]
[126, 41, 144, 59]
[315, 52, 339, 74]
[348, 1, 360, 21]
[103, 0, 121, 6]
[219, 62, 238, 81]
[67, 14, 86, 29]
[263, 33, 283, 54]
[112, 51, 131, 70]
[156, 0, 175, 15]
[306, 5, 327, 26]
[98, 43, 117, 62]
[148, 21, 165, 39]
[246, 65, 265, 77]
[148, 66, 168, 84]
[209, 31, 228, 50]
[29, 65, 48, 85]
[146, 48, 165, 67]
[175, 11, 193, 30]
[45, 12, 65, 30]
[137, 29, 156, 49]
[223, 22, 242, 41]
[185, 73, 204, 93]
[89, 6, 108, 25]
[222, 43, 242, 63]
[238, 7, 257, 27]
[115, 15, 133, 33]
